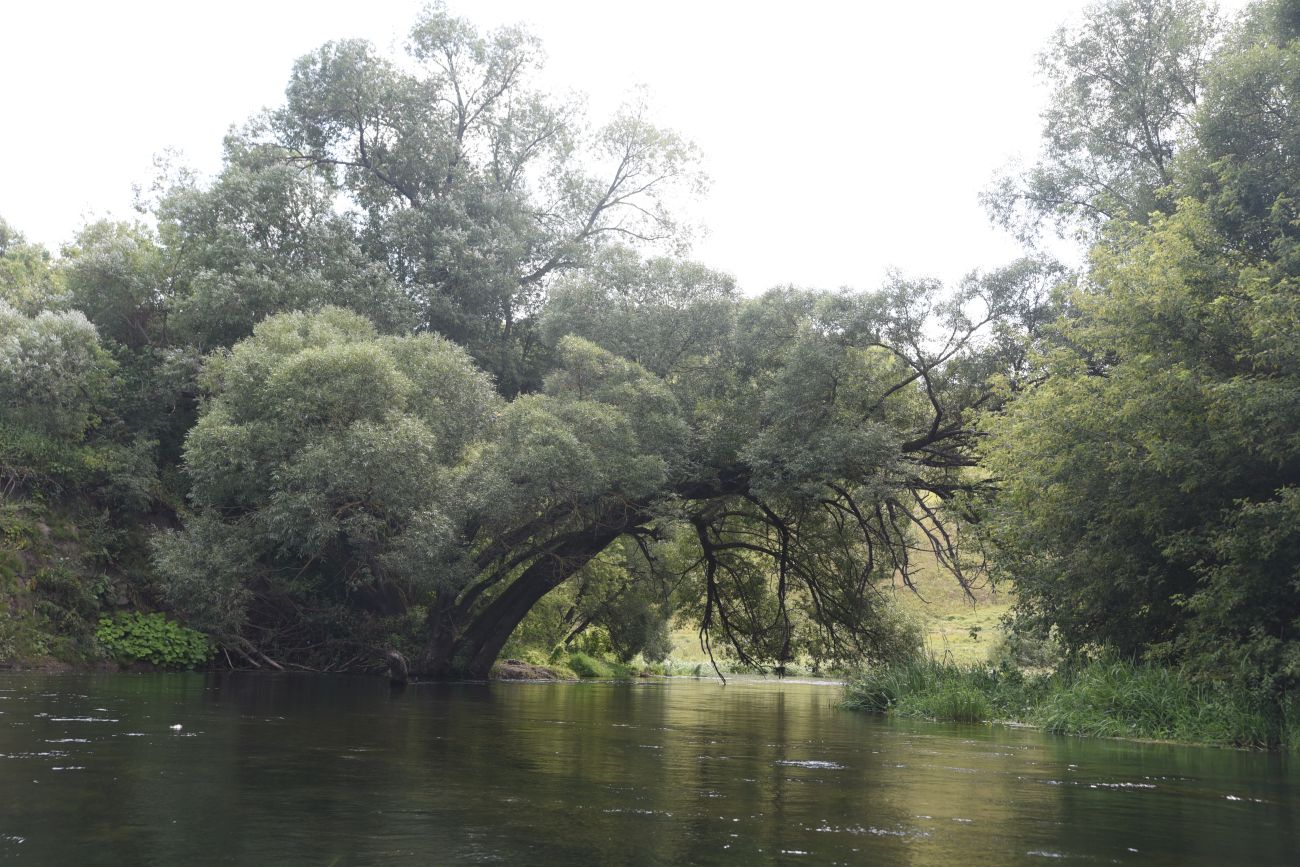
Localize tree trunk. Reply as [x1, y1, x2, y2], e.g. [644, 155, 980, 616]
[416, 589, 461, 678]
[413, 503, 642, 679]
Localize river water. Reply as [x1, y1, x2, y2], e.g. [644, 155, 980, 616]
[0, 673, 1296, 865]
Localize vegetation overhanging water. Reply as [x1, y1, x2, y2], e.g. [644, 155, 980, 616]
[2, 5, 1299, 838]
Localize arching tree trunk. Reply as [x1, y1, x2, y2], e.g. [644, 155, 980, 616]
[457, 522, 628, 677]
[412, 502, 644, 679]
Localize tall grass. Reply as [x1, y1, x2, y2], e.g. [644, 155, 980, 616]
[844, 658, 1043, 724]
[1034, 661, 1278, 746]
[844, 658, 1298, 749]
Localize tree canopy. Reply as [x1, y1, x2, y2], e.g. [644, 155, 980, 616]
[980, 0, 1300, 694]
[252, 2, 703, 393]
[148, 243, 1043, 676]
[985, 0, 1221, 240]
[4, 0, 1299, 697]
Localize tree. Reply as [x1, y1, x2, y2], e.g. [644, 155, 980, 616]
[56, 150, 423, 494]
[984, 0, 1220, 241]
[154, 141, 416, 351]
[0, 218, 63, 316]
[542, 246, 739, 379]
[62, 221, 169, 351]
[0, 302, 111, 463]
[257, 2, 703, 392]
[158, 250, 1045, 676]
[981, 0, 1300, 694]
[153, 308, 497, 666]
[0, 299, 155, 510]
[1190, 0, 1300, 261]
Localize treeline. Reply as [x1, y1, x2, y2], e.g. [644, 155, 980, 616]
[2, 0, 1297, 709]
[982, 0, 1300, 701]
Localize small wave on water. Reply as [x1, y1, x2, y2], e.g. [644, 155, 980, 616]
[775, 760, 846, 770]
[813, 821, 931, 840]
[48, 717, 118, 723]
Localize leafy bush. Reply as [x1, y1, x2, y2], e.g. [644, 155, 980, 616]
[572, 628, 614, 659]
[989, 627, 1063, 669]
[96, 612, 211, 669]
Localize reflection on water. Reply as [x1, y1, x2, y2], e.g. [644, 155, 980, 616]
[0, 674, 1297, 864]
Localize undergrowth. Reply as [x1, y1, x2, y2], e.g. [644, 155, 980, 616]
[96, 612, 212, 669]
[844, 658, 1299, 749]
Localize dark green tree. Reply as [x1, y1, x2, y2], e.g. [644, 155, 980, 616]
[981, 0, 1300, 694]
[157, 249, 1042, 676]
[0, 218, 63, 316]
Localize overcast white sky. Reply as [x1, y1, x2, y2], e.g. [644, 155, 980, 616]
[0, 0, 1248, 293]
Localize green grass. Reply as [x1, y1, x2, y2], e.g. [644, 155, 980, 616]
[1033, 661, 1286, 746]
[886, 553, 1012, 666]
[564, 651, 641, 679]
[844, 658, 1299, 750]
[843, 658, 1040, 724]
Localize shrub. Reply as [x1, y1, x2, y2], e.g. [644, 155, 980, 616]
[96, 612, 211, 669]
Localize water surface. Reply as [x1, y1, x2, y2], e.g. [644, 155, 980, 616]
[1, 673, 1296, 864]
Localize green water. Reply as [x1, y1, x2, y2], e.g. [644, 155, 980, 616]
[0, 674, 1296, 864]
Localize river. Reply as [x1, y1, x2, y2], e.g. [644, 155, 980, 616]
[0, 673, 1296, 864]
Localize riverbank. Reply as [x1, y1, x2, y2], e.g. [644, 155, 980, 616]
[844, 658, 1300, 750]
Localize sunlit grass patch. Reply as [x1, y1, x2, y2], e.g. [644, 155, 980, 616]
[884, 554, 1013, 666]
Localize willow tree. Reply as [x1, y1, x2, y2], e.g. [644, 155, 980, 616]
[230, 2, 705, 393]
[985, 0, 1221, 241]
[156, 252, 1046, 677]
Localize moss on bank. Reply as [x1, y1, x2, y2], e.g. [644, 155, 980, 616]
[844, 658, 1300, 750]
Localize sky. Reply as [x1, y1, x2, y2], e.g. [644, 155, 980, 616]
[0, 0, 1247, 293]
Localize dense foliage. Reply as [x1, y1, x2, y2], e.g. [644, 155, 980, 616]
[980, 0, 1300, 698]
[2, 0, 1297, 708]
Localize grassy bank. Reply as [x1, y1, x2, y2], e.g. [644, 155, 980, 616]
[844, 658, 1300, 750]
